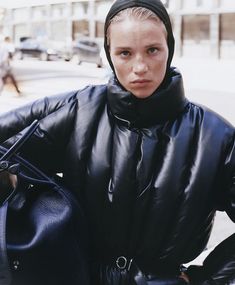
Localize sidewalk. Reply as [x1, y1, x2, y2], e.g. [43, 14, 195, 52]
[173, 57, 235, 94]
[173, 57, 235, 126]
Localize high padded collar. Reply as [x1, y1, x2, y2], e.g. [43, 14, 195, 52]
[107, 67, 188, 128]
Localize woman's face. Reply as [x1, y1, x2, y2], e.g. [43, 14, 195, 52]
[109, 18, 169, 99]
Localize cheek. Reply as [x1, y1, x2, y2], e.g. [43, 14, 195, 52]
[163, 48, 169, 66]
[114, 67, 127, 86]
[110, 54, 118, 71]
[115, 63, 125, 75]
[111, 58, 128, 77]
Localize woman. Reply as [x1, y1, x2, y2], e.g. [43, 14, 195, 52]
[0, 0, 235, 284]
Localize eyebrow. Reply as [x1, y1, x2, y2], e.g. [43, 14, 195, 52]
[145, 42, 165, 47]
[113, 42, 164, 50]
[114, 46, 131, 50]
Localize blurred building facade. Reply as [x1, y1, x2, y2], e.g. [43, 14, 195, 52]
[0, 0, 234, 59]
[168, 0, 235, 59]
[0, 0, 112, 46]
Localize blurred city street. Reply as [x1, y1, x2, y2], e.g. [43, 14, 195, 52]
[0, 59, 109, 112]
[0, 57, 235, 266]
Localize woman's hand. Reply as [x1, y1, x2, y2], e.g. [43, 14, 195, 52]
[0, 171, 17, 203]
[179, 271, 190, 283]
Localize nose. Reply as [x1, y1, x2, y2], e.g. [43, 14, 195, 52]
[132, 56, 148, 74]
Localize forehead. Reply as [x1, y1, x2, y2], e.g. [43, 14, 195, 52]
[109, 6, 161, 24]
[109, 18, 167, 44]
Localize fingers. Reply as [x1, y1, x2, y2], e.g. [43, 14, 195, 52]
[0, 171, 17, 203]
[179, 272, 190, 283]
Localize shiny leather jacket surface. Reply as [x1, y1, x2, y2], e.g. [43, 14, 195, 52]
[0, 68, 235, 285]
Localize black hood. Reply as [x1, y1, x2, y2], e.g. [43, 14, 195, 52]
[104, 0, 175, 75]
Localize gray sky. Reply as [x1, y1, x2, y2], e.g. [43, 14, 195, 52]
[0, 0, 73, 8]
[0, 0, 22, 8]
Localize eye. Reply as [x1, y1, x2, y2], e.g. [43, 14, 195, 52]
[148, 47, 158, 54]
[120, 50, 130, 57]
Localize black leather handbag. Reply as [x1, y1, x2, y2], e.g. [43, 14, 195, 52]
[0, 120, 90, 285]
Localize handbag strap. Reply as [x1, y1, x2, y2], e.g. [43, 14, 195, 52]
[0, 202, 12, 285]
[0, 119, 39, 163]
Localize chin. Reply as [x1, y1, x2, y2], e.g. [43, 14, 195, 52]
[130, 85, 159, 99]
[131, 89, 155, 99]
[133, 93, 152, 99]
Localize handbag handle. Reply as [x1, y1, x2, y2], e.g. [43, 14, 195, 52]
[0, 119, 39, 165]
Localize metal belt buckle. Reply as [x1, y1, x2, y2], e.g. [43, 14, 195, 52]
[116, 256, 133, 271]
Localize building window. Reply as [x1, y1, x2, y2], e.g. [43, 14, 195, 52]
[83, 2, 89, 14]
[13, 8, 29, 21]
[51, 20, 67, 41]
[31, 22, 47, 38]
[72, 20, 89, 40]
[51, 4, 68, 18]
[95, 1, 111, 20]
[72, 3, 82, 17]
[0, 8, 5, 22]
[14, 23, 29, 42]
[197, 0, 203, 6]
[72, 2, 88, 17]
[182, 15, 210, 42]
[32, 6, 47, 20]
[95, 21, 104, 38]
[220, 13, 235, 41]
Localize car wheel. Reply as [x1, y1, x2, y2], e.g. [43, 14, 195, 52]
[40, 52, 48, 61]
[77, 56, 82, 65]
[97, 59, 103, 68]
[63, 53, 72, 62]
[71, 54, 81, 65]
[64, 57, 71, 62]
[15, 51, 23, 60]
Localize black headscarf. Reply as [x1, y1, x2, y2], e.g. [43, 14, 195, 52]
[104, 0, 175, 77]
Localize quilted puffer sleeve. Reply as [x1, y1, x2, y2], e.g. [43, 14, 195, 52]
[186, 134, 235, 284]
[0, 90, 79, 143]
[0, 90, 79, 174]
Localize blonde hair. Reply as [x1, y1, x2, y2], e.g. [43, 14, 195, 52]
[106, 7, 167, 46]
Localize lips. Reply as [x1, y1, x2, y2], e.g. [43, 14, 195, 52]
[130, 79, 152, 88]
[131, 79, 151, 84]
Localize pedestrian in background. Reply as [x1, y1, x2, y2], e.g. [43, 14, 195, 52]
[0, 0, 235, 284]
[0, 36, 21, 95]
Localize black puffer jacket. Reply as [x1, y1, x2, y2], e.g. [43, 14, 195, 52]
[0, 68, 235, 285]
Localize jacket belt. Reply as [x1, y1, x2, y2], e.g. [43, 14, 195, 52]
[101, 256, 185, 285]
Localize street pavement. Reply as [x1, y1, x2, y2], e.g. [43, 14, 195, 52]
[173, 57, 235, 125]
[0, 57, 235, 266]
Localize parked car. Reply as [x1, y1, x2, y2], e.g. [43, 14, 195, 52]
[15, 37, 64, 61]
[72, 39, 103, 68]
